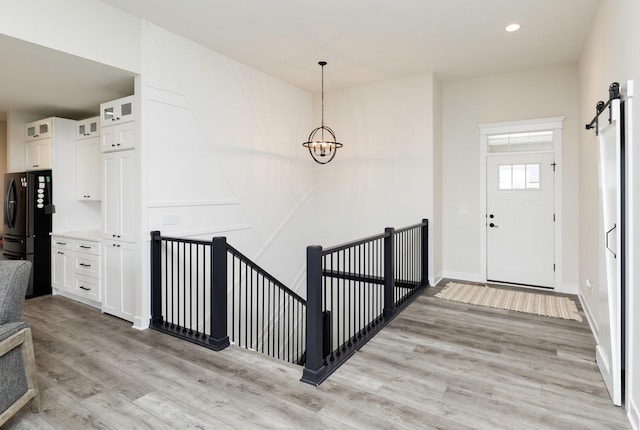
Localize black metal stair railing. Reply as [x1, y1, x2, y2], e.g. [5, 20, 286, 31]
[301, 219, 429, 386]
[150, 217, 429, 385]
[149, 232, 306, 364]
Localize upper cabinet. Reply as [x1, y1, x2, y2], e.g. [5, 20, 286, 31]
[77, 117, 100, 140]
[25, 118, 53, 142]
[77, 116, 101, 200]
[100, 95, 134, 128]
[101, 122, 135, 152]
[25, 139, 51, 170]
[25, 118, 53, 170]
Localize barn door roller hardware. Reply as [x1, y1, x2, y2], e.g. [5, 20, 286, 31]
[585, 82, 621, 136]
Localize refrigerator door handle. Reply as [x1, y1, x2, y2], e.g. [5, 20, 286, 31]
[4, 178, 16, 229]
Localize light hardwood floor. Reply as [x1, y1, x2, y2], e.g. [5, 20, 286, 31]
[4, 281, 631, 429]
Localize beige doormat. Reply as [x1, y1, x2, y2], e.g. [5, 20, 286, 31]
[435, 282, 583, 322]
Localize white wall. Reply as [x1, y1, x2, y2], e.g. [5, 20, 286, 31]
[0, 0, 140, 73]
[442, 64, 580, 292]
[309, 73, 440, 283]
[137, 23, 315, 323]
[579, 0, 640, 427]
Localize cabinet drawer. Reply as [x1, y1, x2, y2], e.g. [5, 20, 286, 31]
[51, 237, 73, 250]
[74, 274, 99, 302]
[74, 240, 100, 255]
[75, 253, 100, 277]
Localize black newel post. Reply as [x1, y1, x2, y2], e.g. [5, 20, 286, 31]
[301, 245, 326, 385]
[421, 219, 429, 287]
[209, 237, 230, 351]
[150, 231, 163, 327]
[383, 227, 395, 319]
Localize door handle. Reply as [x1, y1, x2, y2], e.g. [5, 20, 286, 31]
[605, 224, 616, 258]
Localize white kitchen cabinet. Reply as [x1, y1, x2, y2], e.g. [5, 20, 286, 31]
[102, 240, 135, 322]
[25, 118, 52, 142]
[51, 237, 73, 293]
[100, 122, 134, 152]
[77, 137, 101, 200]
[51, 234, 102, 306]
[102, 151, 135, 243]
[25, 139, 51, 170]
[74, 274, 99, 302]
[100, 95, 134, 128]
[77, 116, 99, 140]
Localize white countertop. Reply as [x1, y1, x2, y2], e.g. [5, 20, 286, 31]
[51, 230, 102, 242]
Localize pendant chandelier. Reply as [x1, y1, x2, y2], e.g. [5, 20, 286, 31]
[302, 61, 343, 164]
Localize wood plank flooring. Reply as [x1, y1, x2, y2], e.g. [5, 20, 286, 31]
[4, 281, 630, 429]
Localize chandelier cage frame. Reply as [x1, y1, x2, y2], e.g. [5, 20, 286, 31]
[302, 61, 343, 164]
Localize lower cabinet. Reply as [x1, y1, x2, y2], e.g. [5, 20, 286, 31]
[51, 236, 101, 306]
[51, 239, 74, 293]
[102, 240, 135, 322]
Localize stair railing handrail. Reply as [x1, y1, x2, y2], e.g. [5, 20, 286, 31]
[226, 243, 306, 305]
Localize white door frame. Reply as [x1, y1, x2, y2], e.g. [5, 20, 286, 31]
[479, 117, 565, 290]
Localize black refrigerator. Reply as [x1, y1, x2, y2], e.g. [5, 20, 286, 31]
[3, 170, 53, 298]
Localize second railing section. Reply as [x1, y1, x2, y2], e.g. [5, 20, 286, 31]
[301, 219, 429, 385]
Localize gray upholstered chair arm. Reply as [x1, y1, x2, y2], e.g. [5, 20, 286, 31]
[0, 322, 30, 343]
[0, 261, 32, 324]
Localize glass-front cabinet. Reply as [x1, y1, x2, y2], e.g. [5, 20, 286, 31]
[100, 95, 134, 128]
[25, 118, 53, 141]
[77, 116, 100, 139]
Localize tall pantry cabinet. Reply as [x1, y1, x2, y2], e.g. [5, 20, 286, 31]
[100, 95, 137, 322]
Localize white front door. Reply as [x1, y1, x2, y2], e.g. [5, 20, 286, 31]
[486, 152, 555, 288]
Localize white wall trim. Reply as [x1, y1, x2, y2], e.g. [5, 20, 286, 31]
[253, 188, 313, 262]
[146, 85, 190, 109]
[478, 117, 565, 289]
[132, 317, 148, 330]
[478, 117, 566, 135]
[629, 397, 639, 430]
[166, 224, 252, 238]
[578, 291, 599, 342]
[625, 79, 636, 430]
[147, 199, 239, 208]
[431, 271, 444, 287]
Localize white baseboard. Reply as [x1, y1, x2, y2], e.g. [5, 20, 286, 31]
[557, 282, 578, 295]
[442, 271, 485, 283]
[133, 316, 149, 330]
[578, 292, 599, 341]
[430, 271, 444, 287]
[629, 397, 639, 430]
[52, 289, 100, 310]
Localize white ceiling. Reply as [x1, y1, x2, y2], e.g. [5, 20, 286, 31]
[101, 0, 598, 91]
[0, 0, 598, 120]
[0, 34, 135, 121]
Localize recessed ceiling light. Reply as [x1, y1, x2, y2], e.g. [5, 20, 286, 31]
[505, 23, 521, 32]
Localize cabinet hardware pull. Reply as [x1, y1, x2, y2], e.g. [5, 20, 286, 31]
[79, 263, 91, 267]
[79, 245, 90, 249]
[58, 251, 64, 255]
[56, 242, 67, 245]
[79, 286, 91, 291]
